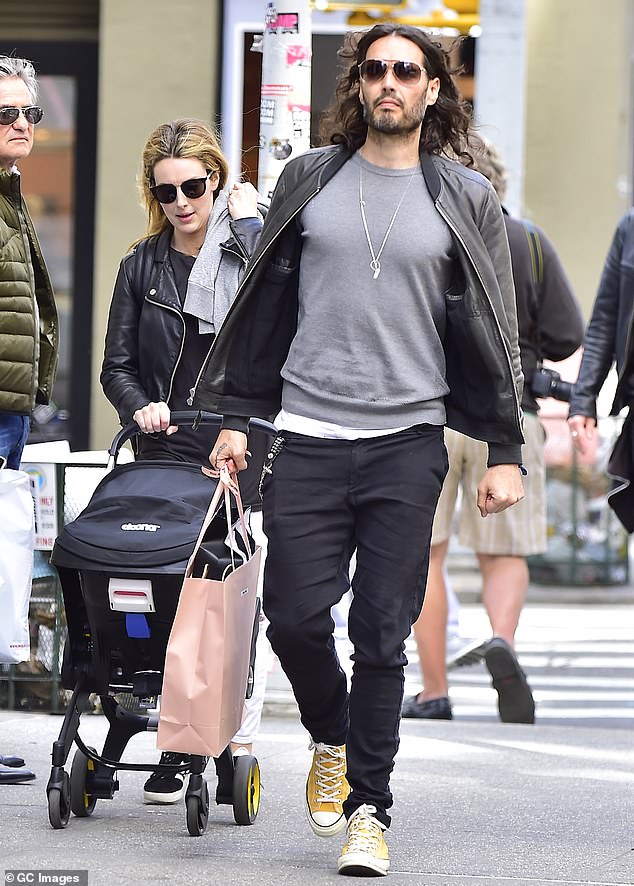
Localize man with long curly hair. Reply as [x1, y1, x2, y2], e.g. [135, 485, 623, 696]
[196, 24, 525, 877]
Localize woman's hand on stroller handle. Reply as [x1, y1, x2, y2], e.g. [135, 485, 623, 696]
[133, 401, 178, 436]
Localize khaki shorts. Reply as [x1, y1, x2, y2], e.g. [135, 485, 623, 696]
[431, 414, 547, 556]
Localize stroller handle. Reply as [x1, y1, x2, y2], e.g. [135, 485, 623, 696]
[107, 410, 277, 465]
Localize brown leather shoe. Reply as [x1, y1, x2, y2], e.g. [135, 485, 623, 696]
[484, 637, 535, 723]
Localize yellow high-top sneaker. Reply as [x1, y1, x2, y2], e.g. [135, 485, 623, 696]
[305, 741, 350, 837]
[338, 804, 389, 877]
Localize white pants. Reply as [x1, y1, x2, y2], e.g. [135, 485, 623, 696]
[231, 510, 272, 746]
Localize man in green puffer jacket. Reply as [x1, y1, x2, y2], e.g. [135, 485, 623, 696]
[0, 56, 58, 786]
[0, 55, 58, 470]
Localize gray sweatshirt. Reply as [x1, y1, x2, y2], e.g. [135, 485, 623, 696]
[280, 152, 455, 430]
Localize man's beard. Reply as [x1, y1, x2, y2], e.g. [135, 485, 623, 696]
[363, 93, 428, 136]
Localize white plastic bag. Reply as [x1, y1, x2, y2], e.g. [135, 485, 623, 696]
[0, 464, 34, 663]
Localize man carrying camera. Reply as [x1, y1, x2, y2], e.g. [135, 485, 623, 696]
[403, 140, 584, 724]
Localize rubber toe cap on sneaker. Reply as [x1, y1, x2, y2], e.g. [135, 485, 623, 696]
[306, 807, 347, 836]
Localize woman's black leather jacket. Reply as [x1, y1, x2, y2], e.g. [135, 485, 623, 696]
[569, 208, 634, 419]
[101, 219, 261, 424]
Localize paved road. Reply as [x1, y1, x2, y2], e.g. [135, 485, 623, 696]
[266, 600, 634, 730]
[427, 602, 634, 729]
[2, 601, 634, 885]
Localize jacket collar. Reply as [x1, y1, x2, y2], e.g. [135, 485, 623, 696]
[244, 146, 350, 268]
[309, 144, 442, 204]
[419, 150, 441, 201]
[0, 166, 21, 200]
[153, 227, 173, 262]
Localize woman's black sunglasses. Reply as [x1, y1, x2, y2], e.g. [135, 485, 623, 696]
[0, 106, 43, 126]
[150, 171, 214, 205]
[358, 59, 425, 85]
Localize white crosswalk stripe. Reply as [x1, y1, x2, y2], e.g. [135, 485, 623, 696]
[265, 602, 634, 728]
[402, 603, 634, 727]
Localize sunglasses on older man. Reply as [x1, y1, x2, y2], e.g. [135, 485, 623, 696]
[358, 59, 425, 85]
[150, 171, 215, 205]
[0, 106, 43, 125]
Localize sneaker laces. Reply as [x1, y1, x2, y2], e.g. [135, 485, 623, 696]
[309, 741, 346, 802]
[346, 804, 386, 853]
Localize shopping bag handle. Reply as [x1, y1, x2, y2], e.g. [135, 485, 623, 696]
[186, 465, 252, 579]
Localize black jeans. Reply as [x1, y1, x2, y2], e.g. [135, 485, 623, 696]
[261, 425, 447, 827]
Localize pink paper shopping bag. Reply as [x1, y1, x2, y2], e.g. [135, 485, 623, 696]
[157, 468, 261, 758]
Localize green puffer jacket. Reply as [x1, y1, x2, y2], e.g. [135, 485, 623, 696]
[0, 167, 58, 413]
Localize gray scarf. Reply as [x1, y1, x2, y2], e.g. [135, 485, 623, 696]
[182, 190, 241, 334]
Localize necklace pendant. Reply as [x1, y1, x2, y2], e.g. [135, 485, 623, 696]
[371, 259, 381, 280]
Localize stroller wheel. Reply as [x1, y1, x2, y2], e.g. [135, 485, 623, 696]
[186, 776, 209, 836]
[232, 755, 260, 825]
[48, 771, 71, 829]
[70, 747, 98, 817]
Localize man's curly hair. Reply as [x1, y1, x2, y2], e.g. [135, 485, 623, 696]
[319, 23, 477, 165]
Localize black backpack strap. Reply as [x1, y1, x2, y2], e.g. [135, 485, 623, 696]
[522, 219, 544, 286]
[521, 219, 546, 365]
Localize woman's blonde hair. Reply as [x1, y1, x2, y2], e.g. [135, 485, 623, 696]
[136, 118, 229, 243]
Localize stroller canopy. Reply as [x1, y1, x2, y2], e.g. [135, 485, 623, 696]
[52, 460, 219, 572]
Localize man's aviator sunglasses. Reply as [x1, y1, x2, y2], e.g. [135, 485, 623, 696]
[0, 106, 43, 126]
[150, 171, 214, 205]
[358, 59, 425, 85]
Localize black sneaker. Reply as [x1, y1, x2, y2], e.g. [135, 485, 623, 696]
[143, 753, 189, 804]
[401, 695, 453, 720]
[484, 637, 535, 724]
[0, 754, 26, 767]
[0, 763, 35, 784]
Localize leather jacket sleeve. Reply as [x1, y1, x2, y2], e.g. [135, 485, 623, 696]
[569, 218, 627, 419]
[100, 251, 153, 424]
[478, 187, 524, 466]
[229, 216, 264, 261]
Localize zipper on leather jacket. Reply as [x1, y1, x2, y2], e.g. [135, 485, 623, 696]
[189, 185, 322, 405]
[436, 203, 523, 437]
[221, 241, 248, 265]
[226, 221, 250, 263]
[145, 293, 186, 405]
[616, 318, 634, 396]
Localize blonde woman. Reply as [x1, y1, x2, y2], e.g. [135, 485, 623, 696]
[101, 118, 267, 804]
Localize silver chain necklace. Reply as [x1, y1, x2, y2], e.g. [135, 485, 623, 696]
[359, 163, 416, 280]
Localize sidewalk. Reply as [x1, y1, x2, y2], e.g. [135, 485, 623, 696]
[2, 569, 634, 884]
[2, 596, 634, 884]
[449, 552, 634, 606]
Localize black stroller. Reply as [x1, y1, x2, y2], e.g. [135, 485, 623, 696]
[46, 412, 274, 835]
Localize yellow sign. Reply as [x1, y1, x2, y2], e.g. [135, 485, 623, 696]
[313, 0, 477, 11]
[312, 0, 408, 9]
[316, 0, 479, 31]
[444, 0, 478, 12]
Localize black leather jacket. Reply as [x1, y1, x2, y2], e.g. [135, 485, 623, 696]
[192, 145, 524, 465]
[101, 219, 262, 424]
[569, 208, 634, 419]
